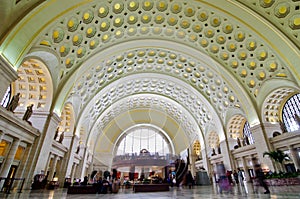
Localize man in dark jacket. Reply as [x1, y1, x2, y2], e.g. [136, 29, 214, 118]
[254, 164, 270, 194]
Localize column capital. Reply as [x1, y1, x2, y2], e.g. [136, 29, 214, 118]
[0, 55, 18, 82]
[49, 112, 62, 124]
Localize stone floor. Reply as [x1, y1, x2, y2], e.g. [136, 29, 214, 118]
[1, 182, 300, 199]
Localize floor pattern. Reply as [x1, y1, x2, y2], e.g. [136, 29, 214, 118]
[1, 183, 300, 199]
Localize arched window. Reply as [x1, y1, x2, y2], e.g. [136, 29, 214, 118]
[282, 93, 300, 132]
[243, 121, 254, 145]
[0, 86, 11, 108]
[116, 127, 170, 156]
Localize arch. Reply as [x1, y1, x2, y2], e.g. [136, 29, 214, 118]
[54, 40, 243, 120]
[58, 103, 76, 138]
[13, 58, 53, 112]
[78, 72, 218, 149]
[259, 79, 300, 124]
[227, 114, 247, 139]
[281, 93, 300, 132]
[272, 131, 281, 138]
[112, 124, 175, 156]
[87, 92, 204, 166]
[3, 0, 299, 82]
[26, 48, 61, 91]
[206, 131, 219, 156]
[193, 140, 201, 156]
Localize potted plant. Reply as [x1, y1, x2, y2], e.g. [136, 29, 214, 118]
[263, 149, 290, 172]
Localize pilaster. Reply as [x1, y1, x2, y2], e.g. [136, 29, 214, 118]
[0, 55, 18, 100]
[201, 149, 209, 171]
[251, 124, 275, 171]
[219, 140, 233, 170]
[34, 112, 61, 175]
[76, 146, 88, 180]
[65, 135, 79, 178]
[48, 155, 59, 180]
[288, 145, 300, 171]
[0, 138, 20, 177]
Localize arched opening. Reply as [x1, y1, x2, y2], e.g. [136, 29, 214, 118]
[282, 93, 300, 132]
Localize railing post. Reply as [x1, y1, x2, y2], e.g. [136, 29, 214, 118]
[18, 178, 25, 193]
[6, 178, 13, 194]
[0, 177, 3, 192]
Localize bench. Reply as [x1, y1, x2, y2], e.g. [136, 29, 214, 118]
[133, 184, 169, 193]
[67, 185, 97, 194]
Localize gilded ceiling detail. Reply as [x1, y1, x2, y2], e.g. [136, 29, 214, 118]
[237, 0, 300, 45]
[37, 0, 292, 107]
[92, 94, 201, 146]
[71, 48, 240, 123]
[79, 74, 218, 145]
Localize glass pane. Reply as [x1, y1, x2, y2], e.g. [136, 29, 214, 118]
[117, 127, 170, 156]
[0, 86, 11, 108]
[243, 121, 255, 145]
[282, 94, 300, 132]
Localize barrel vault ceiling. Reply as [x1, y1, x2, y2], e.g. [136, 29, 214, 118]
[1, 0, 300, 167]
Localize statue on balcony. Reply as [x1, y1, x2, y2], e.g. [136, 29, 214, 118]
[211, 148, 216, 156]
[54, 127, 59, 141]
[295, 114, 300, 128]
[237, 138, 241, 147]
[245, 136, 250, 145]
[279, 121, 286, 133]
[6, 93, 20, 112]
[217, 146, 221, 154]
[59, 131, 64, 143]
[76, 145, 80, 154]
[22, 104, 34, 122]
[242, 138, 246, 146]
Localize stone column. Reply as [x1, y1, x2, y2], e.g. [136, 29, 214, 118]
[65, 135, 79, 178]
[0, 130, 4, 143]
[129, 165, 135, 181]
[70, 163, 77, 181]
[14, 143, 31, 178]
[57, 153, 69, 187]
[211, 163, 217, 183]
[0, 139, 20, 177]
[201, 148, 209, 171]
[33, 112, 61, 175]
[48, 155, 59, 181]
[219, 140, 233, 170]
[251, 124, 275, 171]
[241, 156, 250, 181]
[76, 146, 88, 180]
[289, 145, 300, 171]
[20, 132, 44, 189]
[0, 55, 18, 100]
[44, 153, 52, 178]
[86, 156, 94, 180]
[13, 143, 32, 188]
[0, 139, 20, 189]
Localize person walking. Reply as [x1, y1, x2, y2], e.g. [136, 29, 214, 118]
[186, 170, 194, 189]
[237, 168, 244, 185]
[233, 170, 239, 184]
[254, 164, 270, 194]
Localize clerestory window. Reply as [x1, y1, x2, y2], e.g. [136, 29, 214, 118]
[116, 127, 170, 156]
[282, 93, 300, 132]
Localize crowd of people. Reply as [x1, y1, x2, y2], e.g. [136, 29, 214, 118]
[215, 163, 270, 194]
[72, 176, 116, 194]
[66, 164, 271, 195]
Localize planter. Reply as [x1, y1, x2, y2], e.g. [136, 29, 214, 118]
[253, 177, 300, 186]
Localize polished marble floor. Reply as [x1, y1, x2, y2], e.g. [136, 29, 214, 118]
[1, 182, 300, 199]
